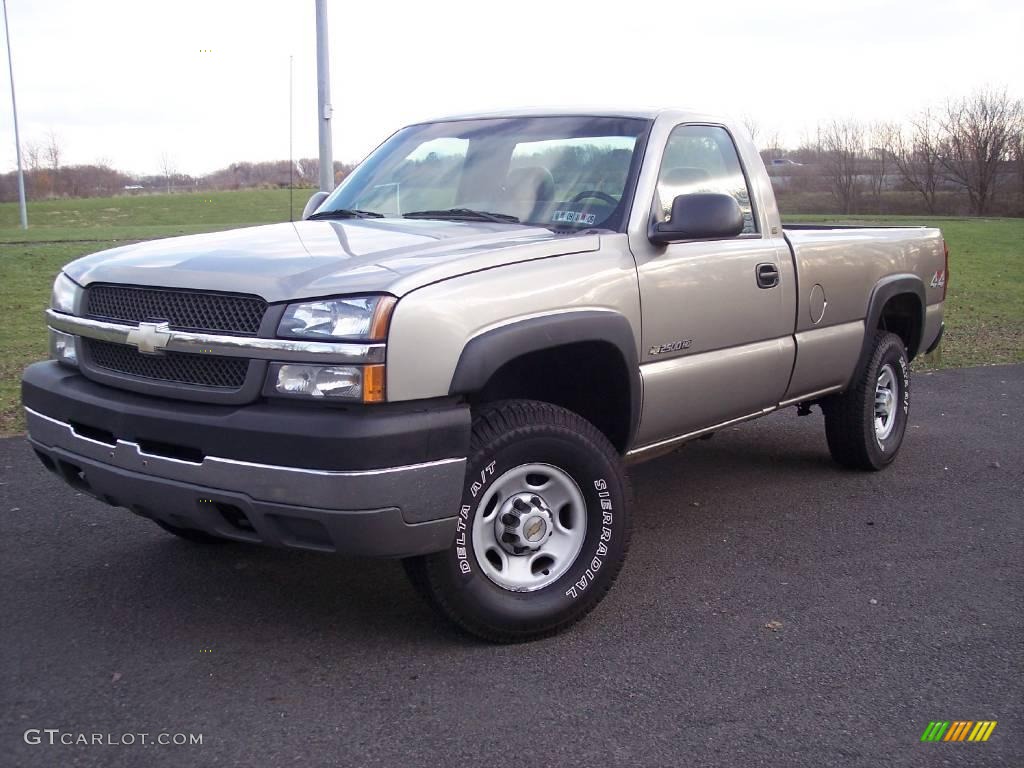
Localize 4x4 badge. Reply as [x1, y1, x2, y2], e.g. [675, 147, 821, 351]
[126, 321, 172, 355]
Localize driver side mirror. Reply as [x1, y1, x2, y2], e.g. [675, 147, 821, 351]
[302, 191, 330, 220]
[649, 193, 744, 244]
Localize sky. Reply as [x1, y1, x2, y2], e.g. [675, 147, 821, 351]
[1, 0, 1022, 176]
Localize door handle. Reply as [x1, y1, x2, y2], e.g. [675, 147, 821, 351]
[756, 263, 780, 289]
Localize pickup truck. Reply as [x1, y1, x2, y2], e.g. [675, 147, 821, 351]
[22, 108, 947, 642]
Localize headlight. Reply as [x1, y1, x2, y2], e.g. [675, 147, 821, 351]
[278, 295, 396, 340]
[51, 272, 82, 314]
[269, 363, 386, 402]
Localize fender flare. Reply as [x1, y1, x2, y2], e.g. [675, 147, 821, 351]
[856, 274, 926, 374]
[448, 310, 642, 446]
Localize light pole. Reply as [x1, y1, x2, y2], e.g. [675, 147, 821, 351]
[315, 0, 333, 193]
[2, 0, 27, 229]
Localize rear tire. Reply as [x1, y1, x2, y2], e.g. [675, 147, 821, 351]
[405, 400, 632, 643]
[154, 520, 229, 545]
[823, 331, 910, 470]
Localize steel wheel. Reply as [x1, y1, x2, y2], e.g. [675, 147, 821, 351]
[471, 462, 587, 592]
[408, 399, 632, 642]
[874, 363, 898, 443]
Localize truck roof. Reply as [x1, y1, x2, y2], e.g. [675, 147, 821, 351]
[415, 106, 725, 125]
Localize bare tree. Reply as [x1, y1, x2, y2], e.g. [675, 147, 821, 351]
[1010, 129, 1024, 207]
[19, 139, 48, 198]
[159, 152, 176, 194]
[37, 131, 64, 197]
[44, 131, 62, 171]
[21, 140, 41, 171]
[938, 88, 1024, 214]
[889, 109, 942, 214]
[867, 122, 898, 210]
[821, 119, 865, 214]
[742, 115, 760, 145]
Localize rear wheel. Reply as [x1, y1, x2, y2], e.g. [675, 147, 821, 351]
[405, 400, 632, 642]
[823, 331, 910, 470]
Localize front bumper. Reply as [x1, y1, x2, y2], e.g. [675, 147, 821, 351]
[22, 361, 469, 557]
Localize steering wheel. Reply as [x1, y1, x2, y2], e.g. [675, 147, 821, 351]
[570, 190, 619, 207]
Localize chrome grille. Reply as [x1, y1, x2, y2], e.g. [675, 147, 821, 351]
[85, 285, 266, 335]
[85, 339, 249, 388]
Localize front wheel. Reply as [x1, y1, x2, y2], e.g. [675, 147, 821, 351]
[405, 400, 632, 643]
[823, 331, 910, 470]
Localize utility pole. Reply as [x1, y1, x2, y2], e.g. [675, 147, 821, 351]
[2, 0, 27, 229]
[314, 0, 333, 193]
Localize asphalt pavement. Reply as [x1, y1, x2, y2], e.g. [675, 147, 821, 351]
[1, 364, 1021, 767]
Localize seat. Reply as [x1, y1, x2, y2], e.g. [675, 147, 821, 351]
[501, 166, 556, 222]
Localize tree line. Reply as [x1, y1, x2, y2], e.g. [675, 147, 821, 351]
[749, 89, 1023, 216]
[3, 89, 1022, 217]
[0, 145, 353, 202]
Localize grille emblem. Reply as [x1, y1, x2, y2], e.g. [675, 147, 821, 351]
[126, 321, 172, 355]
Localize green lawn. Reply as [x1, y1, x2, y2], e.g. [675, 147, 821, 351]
[1, 192, 1021, 436]
[0, 187, 316, 238]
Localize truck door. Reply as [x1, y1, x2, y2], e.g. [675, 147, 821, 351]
[629, 123, 795, 448]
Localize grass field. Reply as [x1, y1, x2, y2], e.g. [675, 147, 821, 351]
[2, 191, 1022, 436]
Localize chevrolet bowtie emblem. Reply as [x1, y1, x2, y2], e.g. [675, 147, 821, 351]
[126, 321, 172, 355]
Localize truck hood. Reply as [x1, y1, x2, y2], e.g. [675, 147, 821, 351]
[64, 219, 601, 303]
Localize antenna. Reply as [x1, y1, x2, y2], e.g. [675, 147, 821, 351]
[289, 54, 294, 221]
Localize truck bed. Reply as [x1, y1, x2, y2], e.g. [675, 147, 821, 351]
[783, 223, 933, 231]
[783, 225, 944, 337]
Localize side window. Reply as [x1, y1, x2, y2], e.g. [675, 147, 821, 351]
[655, 125, 757, 235]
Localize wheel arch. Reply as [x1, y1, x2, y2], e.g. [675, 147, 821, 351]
[856, 274, 926, 373]
[448, 311, 641, 452]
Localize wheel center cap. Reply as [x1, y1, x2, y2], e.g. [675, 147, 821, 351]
[495, 493, 554, 554]
[523, 515, 547, 542]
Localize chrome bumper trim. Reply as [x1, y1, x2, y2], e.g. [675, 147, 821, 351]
[45, 309, 386, 364]
[626, 406, 777, 462]
[25, 407, 465, 519]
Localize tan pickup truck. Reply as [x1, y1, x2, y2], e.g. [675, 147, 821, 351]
[23, 108, 947, 642]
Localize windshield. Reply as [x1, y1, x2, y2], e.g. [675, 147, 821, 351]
[316, 116, 651, 232]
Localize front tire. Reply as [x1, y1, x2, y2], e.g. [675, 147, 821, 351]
[823, 331, 910, 470]
[406, 400, 632, 642]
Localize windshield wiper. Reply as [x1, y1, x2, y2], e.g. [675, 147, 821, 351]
[403, 208, 520, 224]
[307, 208, 384, 220]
